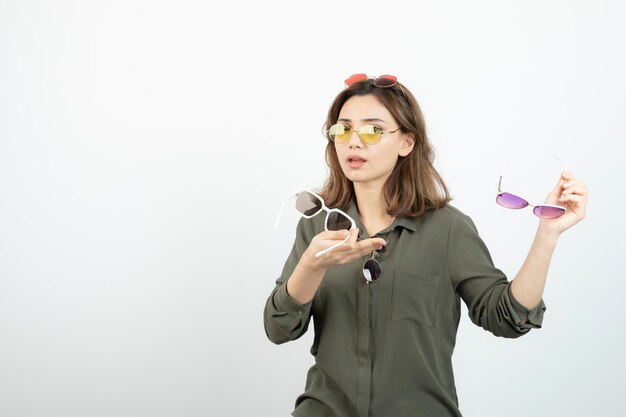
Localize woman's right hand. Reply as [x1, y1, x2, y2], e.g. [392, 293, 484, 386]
[301, 228, 386, 271]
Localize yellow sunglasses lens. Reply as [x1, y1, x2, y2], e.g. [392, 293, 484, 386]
[359, 125, 382, 144]
[328, 124, 351, 143]
[328, 124, 382, 144]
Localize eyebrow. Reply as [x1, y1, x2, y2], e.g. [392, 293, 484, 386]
[337, 118, 387, 124]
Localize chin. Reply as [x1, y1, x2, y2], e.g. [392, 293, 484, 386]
[344, 172, 371, 183]
[339, 164, 375, 183]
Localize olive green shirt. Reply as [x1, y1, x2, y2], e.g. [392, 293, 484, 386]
[264, 196, 546, 417]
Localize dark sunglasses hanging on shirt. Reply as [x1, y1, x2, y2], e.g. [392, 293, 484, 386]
[362, 241, 386, 283]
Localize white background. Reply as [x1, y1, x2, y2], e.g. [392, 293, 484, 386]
[1, 1, 624, 416]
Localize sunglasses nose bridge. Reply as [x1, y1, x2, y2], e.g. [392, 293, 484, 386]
[346, 127, 365, 146]
[350, 126, 382, 145]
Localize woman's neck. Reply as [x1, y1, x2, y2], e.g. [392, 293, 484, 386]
[353, 183, 396, 236]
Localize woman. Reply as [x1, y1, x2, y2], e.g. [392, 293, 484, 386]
[263, 74, 588, 417]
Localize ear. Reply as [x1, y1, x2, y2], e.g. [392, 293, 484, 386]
[398, 133, 415, 157]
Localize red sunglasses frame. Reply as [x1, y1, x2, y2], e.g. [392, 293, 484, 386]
[344, 73, 398, 88]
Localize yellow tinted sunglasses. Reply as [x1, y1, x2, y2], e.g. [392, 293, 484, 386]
[326, 123, 401, 145]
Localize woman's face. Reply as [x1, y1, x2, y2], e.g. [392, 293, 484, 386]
[334, 94, 414, 186]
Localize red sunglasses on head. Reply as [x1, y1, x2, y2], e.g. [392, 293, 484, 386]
[344, 73, 398, 88]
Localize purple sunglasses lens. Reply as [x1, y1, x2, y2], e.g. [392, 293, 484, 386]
[533, 205, 565, 219]
[496, 192, 529, 209]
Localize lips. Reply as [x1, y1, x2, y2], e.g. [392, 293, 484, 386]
[347, 155, 367, 162]
[347, 154, 367, 169]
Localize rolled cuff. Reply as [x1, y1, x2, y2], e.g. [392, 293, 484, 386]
[274, 282, 313, 319]
[506, 283, 546, 331]
[267, 282, 314, 337]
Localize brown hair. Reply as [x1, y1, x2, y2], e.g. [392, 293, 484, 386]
[316, 79, 452, 218]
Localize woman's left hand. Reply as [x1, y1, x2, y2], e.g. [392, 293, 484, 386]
[538, 171, 588, 237]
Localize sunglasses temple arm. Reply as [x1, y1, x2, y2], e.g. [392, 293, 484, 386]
[274, 193, 298, 229]
[315, 233, 350, 258]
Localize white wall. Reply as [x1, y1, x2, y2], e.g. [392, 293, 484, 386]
[1, 1, 624, 416]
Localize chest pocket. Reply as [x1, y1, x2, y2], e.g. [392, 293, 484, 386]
[391, 269, 439, 328]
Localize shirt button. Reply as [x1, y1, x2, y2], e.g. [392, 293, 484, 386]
[298, 310, 303, 315]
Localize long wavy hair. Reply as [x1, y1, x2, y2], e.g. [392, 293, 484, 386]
[316, 78, 452, 218]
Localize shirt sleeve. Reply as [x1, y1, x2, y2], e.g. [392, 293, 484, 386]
[447, 213, 547, 338]
[263, 217, 315, 345]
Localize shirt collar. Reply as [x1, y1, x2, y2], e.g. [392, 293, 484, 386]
[345, 195, 417, 236]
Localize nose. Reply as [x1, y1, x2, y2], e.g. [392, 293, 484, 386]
[347, 128, 363, 148]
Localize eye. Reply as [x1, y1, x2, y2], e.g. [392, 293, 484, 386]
[361, 125, 383, 134]
[331, 124, 350, 134]
[339, 124, 352, 133]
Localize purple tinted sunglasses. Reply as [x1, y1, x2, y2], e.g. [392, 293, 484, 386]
[496, 156, 567, 219]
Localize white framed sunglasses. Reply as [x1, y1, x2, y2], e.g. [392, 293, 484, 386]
[275, 190, 357, 258]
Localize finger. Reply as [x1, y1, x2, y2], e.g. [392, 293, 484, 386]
[354, 238, 384, 257]
[329, 229, 351, 240]
[373, 236, 387, 248]
[550, 175, 568, 197]
[348, 228, 359, 246]
[314, 229, 352, 258]
[367, 234, 386, 245]
[560, 194, 586, 218]
[332, 229, 357, 253]
[354, 240, 368, 257]
[561, 185, 588, 197]
[357, 247, 375, 258]
[559, 194, 583, 205]
[315, 239, 346, 258]
[561, 174, 584, 191]
[562, 180, 586, 191]
[551, 173, 583, 201]
[331, 231, 354, 254]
